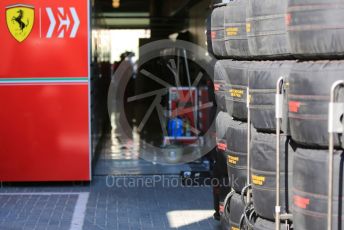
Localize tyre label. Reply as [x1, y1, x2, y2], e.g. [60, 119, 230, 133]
[229, 89, 244, 98]
[212, 29, 224, 40]
[289, 101, 301, 113]
[217, 142, 227, 151]
[214, 83, 220, 92]
[246, 23, 251, 33]
[228, 155, 239, 165]
[226, 27, 238, 36]
[285, 13, 292, 26]
[211, 31, 217, 39]
[252, 174, 266, 186]
[293, 195, 310, 209]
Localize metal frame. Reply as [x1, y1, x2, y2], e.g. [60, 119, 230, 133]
[275, 77, 284, 230]
[247, 87, 252, 205]
[327, 80, 344, 230]
[275, 77, 293, 230]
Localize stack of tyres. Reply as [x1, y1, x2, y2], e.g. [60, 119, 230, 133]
[285, 1, 344, 228]
[214, 61, 229, 112]
[214, 112, 232, 222]
[248, 61, 294, 133]
[223, 60, 250, 121]
[219, 60, 252, 229]
[288, 61, 344, 230]
[211, 4, 227, 57]
[224, 0, 250, 58]
[209, 0, 344, 229]
[251, 132, 294, 221]
[287, 0, 344, 58]
[208, 0, 231, 56]
[248, 61, 295, 229]
[288, 61, 344, 148]
[226, 119, 250, 193]
[247, 0, 291, 58]
[293, 148, 344, 230]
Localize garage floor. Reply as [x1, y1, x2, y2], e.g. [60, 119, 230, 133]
[0, 176, 220, 230]
[0, 129, 218, 229]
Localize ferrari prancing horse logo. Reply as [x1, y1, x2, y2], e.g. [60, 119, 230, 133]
[6, 4, 34, 42]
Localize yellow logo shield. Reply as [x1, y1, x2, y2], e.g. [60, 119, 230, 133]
[6, 4, 34, 42]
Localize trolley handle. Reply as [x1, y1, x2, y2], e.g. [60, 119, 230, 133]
[327, 80, 344, 230]
[247, 87, 252, 205]
[223, 189, 236, 221]
[275, 77, 290, 230]
[241, 184, 252, 206]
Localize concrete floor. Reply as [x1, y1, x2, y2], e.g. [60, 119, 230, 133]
[0, 176, 220, 230]
[0, 131, 219, 230]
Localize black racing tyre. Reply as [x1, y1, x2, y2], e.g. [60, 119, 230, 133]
[228, 193, 246, 230]
[223, 61, 250, 121]
[226, 119, 253, 193]
[288, 61, 344, 148]
[216, 112, 233, 177]
[253, 218, 290, 230]
[224, 0, 250, 58]
[219, 178, 231, 203]
[211, 5, 227, 57]
[213, 176, 231, 216]
[215, 61, 229, 112]
[248, 61, 294, 132]
[216, 111, 232, 152]
[251, 132, 295, 221]
[287, 0, 344, 58]
[247, 0, 292, 58]
[293, 148, 344, 230]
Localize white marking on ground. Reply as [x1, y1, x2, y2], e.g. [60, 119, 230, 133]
[70, 192, 89, 230]
[0, 192, 90, 230]
[166, 210, 213, 228]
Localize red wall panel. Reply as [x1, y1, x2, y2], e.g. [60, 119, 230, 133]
[0, 0, 89, 78]
[0, 0, 91, 181]
[0, 84, 90, 181]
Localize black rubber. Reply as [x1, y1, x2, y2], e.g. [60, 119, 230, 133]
[216, 112, 232, 177]
[253, 218, 290, 230]
[223, 61, 250, 121]
[251, 132, 294, 221]
[288, 61, 344, 148]
[247, 0, 291, 58]
[293, 148, 344, 230]
[226, 119, 252, 193]
[224, 0, 250, 58]
[215, 61, 229, 112]
[211, 5, 227, 57]
[216, 111, 232, 146]
[248, 61, 294, 132]
[229, 193, 246, 230]
[288, 0, 344, 58]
